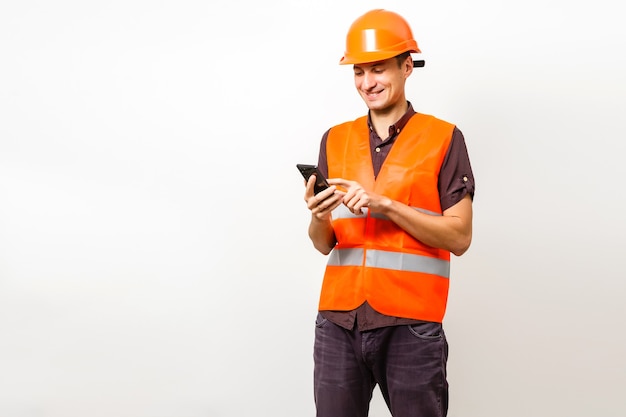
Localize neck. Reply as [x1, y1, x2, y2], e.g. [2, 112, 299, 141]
[370, 100, 408, 140]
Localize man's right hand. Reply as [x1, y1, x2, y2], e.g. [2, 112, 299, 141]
[304, 175, 344, 221]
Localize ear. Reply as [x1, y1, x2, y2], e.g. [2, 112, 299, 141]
[404, 56, 413, 78]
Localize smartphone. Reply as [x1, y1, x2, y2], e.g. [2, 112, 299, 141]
[296, 164, 330, 195]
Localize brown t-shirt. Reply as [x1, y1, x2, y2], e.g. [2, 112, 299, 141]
[316, 102, 475, 331]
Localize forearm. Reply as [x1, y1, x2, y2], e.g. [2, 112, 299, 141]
[378, 194, 473, 256]
[308, 216, 337, 255]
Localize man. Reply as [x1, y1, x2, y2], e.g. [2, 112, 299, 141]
[302, 9, 475, 417]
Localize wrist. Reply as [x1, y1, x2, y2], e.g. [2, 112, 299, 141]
[375, 196, 393, 214]
[311, 212, 332, 225]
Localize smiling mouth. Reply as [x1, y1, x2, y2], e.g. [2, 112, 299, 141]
[365, 90, 383, 99]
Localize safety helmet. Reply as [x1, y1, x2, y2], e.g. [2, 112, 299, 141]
[339, 9, 424, 67]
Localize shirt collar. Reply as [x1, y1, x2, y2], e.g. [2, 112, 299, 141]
[367, 101, 416, 139]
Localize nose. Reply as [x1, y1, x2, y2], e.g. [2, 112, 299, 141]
[361, 71, 376, 90]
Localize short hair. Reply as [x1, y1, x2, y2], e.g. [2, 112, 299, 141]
[394, 51, 411, 68]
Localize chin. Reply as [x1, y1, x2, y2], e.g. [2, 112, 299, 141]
[361, 97, 382, 108]
[365, 102, 389, 111]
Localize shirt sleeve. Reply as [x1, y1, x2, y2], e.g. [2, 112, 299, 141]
[438, 127, 475, 211]
[317, 129, 331, 178]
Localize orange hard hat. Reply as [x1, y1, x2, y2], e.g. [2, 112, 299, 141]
[340, 9, 422, 66]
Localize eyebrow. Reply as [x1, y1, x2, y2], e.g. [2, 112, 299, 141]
[354, 62, 385, 70]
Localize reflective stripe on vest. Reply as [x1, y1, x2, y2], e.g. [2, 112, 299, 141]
[328, 248, 450, 278]
[331, 205, 442, 220]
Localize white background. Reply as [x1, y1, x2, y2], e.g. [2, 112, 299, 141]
[1, 1, 625, 416]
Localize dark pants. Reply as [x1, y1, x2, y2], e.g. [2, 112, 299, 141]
[313, 314, 449, 417]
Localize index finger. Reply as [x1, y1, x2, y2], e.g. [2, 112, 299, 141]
[327, 178, 351, 189]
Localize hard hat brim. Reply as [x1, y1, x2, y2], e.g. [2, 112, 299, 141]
[339, 48, 420, 66]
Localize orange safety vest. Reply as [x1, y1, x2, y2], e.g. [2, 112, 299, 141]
[320, 113, 455, 323]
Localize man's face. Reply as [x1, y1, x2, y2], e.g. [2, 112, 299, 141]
[353, 56, 412, 113]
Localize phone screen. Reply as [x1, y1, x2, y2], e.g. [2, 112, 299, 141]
[296, 164, 329, 195]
